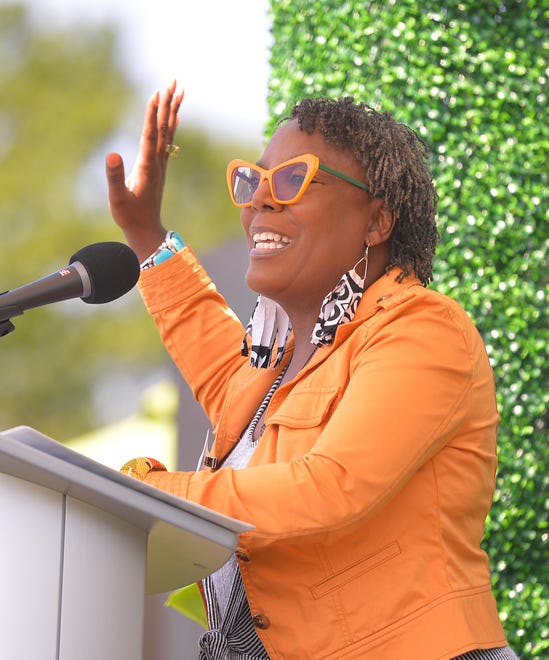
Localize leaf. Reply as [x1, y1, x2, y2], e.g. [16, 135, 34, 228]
[165, 583, 208, 629]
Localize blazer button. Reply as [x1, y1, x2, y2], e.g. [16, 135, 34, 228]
[252, 614, 270, 630]
[234, 548, 250, 562]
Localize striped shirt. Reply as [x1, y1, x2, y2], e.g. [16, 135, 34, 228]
[198, 407, 271, 658]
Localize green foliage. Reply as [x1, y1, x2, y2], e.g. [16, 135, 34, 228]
[268, 1, 547, 656]
[0, 5, 251, 441]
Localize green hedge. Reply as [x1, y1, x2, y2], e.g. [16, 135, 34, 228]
[267, 1, 548, 656]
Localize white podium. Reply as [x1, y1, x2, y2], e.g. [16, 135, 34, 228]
[0, 426, 252, 660]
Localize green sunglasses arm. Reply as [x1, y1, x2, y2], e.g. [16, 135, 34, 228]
[318, 163, 371, 193]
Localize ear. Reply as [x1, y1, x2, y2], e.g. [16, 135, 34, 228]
[366, 199, 397, 246]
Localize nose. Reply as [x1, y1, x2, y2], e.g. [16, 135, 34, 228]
[251, 177, 282, 211]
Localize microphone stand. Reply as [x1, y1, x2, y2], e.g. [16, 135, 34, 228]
[0, 318, 16, 337]
[0, 293, 19, 337]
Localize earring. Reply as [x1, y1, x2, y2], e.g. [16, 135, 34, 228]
[362, 242, 370, 284]
[349, 242, 370, 288]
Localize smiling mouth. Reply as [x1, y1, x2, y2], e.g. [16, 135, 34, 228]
[252, 231, 292, 250]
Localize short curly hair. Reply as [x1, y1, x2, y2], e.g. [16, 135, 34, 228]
[288, 97, 439, 285]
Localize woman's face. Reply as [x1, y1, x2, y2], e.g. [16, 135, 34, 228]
[240, 120, 382, 316]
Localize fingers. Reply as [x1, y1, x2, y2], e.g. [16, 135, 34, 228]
[169, 88, 185, 138]
[157, 81, 174, 146]
[138, 90, 161, 164]
[104, 83, 183, 246]
[106, 151, 124, 174]
[105, 152, 127, 202]
[157, 81, 184, 155]
[136, 82, 183, 169]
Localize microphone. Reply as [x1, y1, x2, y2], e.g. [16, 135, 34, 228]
[0, 242, 140, 324]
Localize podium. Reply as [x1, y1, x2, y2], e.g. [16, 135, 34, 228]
[0, 426, 252, 660]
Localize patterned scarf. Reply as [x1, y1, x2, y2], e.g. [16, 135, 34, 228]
[242, 252, 367, 368]
[241, 295, 292, 368]
[311, 264, 365, 346]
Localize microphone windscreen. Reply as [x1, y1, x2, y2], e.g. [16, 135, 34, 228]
[69, 242, 140, 304]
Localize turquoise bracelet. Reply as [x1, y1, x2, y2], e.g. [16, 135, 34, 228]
[139, 231, 185, 270]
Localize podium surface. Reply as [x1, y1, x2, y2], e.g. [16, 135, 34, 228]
[0, 425, 251, 660]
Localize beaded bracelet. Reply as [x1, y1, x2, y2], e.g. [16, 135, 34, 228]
[139, 230, 185, 270]
[120, 457, 167, 481]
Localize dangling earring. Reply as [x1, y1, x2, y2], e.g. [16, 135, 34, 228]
[311, 242, 370, 347]
[362, 242, 370, 284]
[351, 242, 370, 288]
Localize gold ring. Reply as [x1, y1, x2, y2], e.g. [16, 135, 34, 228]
[165, 144, 180, 157]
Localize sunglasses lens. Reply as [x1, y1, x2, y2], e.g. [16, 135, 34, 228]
[231, 165, 260, 205]
[273, 161, 310, 202]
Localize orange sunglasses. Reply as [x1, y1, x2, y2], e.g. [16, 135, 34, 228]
[226, 153, 370, 207]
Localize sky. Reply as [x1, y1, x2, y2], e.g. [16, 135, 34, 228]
[12, 0, 272, 144]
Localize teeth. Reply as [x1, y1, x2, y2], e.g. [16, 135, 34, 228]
[252, 232, 290, 242]
[252, 232, 291, 249]
[255, 242, 283, 249]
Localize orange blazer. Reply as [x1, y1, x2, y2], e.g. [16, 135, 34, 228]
[138, 247, 507, 659]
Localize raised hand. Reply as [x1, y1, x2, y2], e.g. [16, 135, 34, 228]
[106, 80, 184, 262]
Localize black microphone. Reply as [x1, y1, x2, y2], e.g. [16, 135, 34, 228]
[0, 242, 140, 323]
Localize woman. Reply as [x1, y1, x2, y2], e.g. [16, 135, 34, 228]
[106, 81, 517, 659]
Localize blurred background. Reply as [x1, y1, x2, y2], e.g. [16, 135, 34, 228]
[0, 4, 271, 655]
[0, 0, 271, 441]
[0, 1, 546, 658]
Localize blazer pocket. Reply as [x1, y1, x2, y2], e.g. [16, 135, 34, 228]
[310, 541, 402, 599]
[269, 387, 340, 428]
